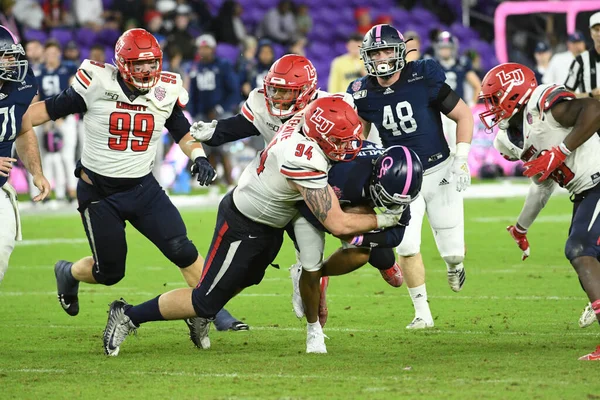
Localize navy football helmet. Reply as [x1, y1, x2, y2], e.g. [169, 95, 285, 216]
[0, 25, 27, 83]
[434, 31, 459, 61]
[370, 145, 423, 214]
[360, 24, 407, 77]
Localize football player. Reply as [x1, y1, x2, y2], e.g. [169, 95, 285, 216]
[347, 24, 474, 329]
[290, 143, 424, 325]
[479, 62, 600, 360]
[102, 97, 407, 356]
[0, 25, 50, 283]
[26, 29, 218, 320]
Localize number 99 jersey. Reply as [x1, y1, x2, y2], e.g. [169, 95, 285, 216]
[347, 59, 450, 171]
[71, 59, 188, 178]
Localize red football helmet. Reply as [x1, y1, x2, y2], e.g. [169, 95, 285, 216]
[302, 96, 363, 162]
[115, 28, 163, 91]
[478, 62, 537, 130]
[263, 54, 317, 118]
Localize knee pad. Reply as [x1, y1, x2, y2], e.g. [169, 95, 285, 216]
[92, 263, 125, 286]
[166, 236, 199, 268]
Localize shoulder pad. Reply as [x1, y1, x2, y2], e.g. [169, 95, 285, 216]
[535, 84, 575, 114]
[159, 70, 187, 107]
[279, 135, 329, 185]
[73, 59, 113, 91]
[241, 88, 266, 122]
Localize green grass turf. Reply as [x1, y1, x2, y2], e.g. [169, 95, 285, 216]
[1, 196, 600, 399]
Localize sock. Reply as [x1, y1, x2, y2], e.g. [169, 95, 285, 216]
[408, 284, 432, 320]
[307, 321, 321, 332]
[213, 308, 238, 331]
[124, 296, 165, 326]
[446, 262, 464, 271]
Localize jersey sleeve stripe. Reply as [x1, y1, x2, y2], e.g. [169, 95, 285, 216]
[74, 75, 88, 90]
[280, 167, 327, 179]
[241, 103, 254, 122]
[80, 69, 92, 82]
[76, 70, 90, 88]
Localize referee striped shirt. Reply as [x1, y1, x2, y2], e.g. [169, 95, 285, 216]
[564, 47, 600, 92]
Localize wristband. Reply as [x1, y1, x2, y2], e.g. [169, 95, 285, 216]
[455, 142, 471, 158]
[559, 142, 571, 156]
[191, 147, 207, 161]
[350, 235, 364, 246]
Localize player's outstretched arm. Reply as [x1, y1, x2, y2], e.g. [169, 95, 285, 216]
[27, 100, 51, 127]
[178, 132, 217, 186]
[358, 115, 371, 140]
[15, 111, 50, 201]
[292, 182, 402, 236]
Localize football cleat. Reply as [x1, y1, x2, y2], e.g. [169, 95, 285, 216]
[306, 326, 327, 354]
[579, 302, 597, 328]
[447, 265, 466, 292]
[185, 317, 211, 349]
[103, 298, 137, 356]
[406, 317, 434, 329]
[229, 321, 250, 331]
[290, 263, 305, 318]
[319, 276, 329, 327]
[578, 345, 600, 360]
[54, 260, 79, 316]
[379, 264, 404, 288]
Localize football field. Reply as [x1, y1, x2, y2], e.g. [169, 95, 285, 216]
[1, 195, 599, 399]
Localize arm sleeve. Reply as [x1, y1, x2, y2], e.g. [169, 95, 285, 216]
[44, 86, 87, 121]
[205, 113, 261, 146]
[516, 178, 556, 231]
[564, 56, 583, 91]
[165, 102, 191, 143]
[432, 83, 461, 115]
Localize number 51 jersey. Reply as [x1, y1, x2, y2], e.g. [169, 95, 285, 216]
[72, 59, 188, 178]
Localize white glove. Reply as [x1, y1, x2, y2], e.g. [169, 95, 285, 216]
[449, 142, 471, 192]
[376, 213, 403, 229]
[190, 120, 218, 142]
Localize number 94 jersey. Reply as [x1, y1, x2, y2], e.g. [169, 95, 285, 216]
[71, 59, 188, 178]
[347, 59, 449, 171]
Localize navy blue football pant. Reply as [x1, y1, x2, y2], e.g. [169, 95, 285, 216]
[77, 173, 198, 285]
[192, 191, 284, 318]
[565, 184, 600, 262]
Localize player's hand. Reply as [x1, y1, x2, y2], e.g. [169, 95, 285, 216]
[191, 156, 217, 186]
[0, 157, 16, 177]
[523, 146, 568, 181]
[32, 174, 51, 202]
[376, 212, 403, 229]
[190, 120, 218, 142]
[449, 155, 471, 192]
[507, 225, 530, 261]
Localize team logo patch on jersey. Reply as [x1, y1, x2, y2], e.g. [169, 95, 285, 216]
[154, 86, 166, 101]
[351, 80, 362, 92]
[353, 90, 367, 99]
[526, 112, 533, 125]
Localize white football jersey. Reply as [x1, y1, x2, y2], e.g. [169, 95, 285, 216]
[240, 88, 354, 144]
[233, 112, 330, 228]
[71, 59, 188, 178]
[495, 84, 600, 194]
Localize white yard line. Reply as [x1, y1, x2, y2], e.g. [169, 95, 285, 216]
[16, 238, 88, 246]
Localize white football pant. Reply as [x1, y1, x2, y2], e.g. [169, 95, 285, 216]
[0, 183, 21, 283]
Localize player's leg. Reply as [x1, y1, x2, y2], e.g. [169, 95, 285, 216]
[426, 165, 466, 293]
[51, 152, 67, 201]
[396, 192, 433, 328]
[563, 188, 600, 360]
[58, 115, 78, 201]
[55, 179, 128, 316]
[368, 248, 404, 287]
[0, 184, 18, 283]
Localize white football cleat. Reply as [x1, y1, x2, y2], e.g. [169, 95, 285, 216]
[103, 299, 137, 356]
[406, 317, 434, 330]
[447, 265, 466, 292]
[290, 263, 304, 318]
[579, 302, 597, 328]
[306, 326, 327, 354]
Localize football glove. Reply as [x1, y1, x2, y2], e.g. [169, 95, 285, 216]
[523, 144, 569, 181]
[507, 225, 530, 261]
[191, 156, 217, 186]
[190, 120, 218, 142]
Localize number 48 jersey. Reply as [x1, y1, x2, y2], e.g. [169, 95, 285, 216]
[347, 59, 450, 171]
[71, 59, 188, 178]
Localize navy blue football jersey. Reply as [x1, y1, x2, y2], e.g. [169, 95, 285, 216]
[0, 67, 39, 187]
[347, 59, 450, 170]
[36, 63, 77, 100]
[437, 56, 472, 101]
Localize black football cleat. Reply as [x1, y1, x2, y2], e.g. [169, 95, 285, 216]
[185, 317, 211, 349]
[54, 260, 79, 316]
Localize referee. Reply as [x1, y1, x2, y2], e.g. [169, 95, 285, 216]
[565, 11, 600, 99]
